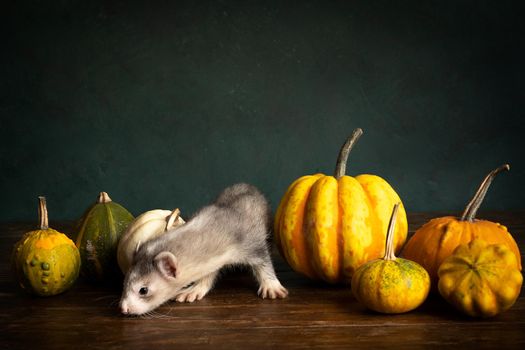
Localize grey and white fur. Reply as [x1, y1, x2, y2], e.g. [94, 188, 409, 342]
[119, 183, 288, 315]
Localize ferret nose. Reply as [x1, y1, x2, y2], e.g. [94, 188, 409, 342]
[120, 301, 130, 315]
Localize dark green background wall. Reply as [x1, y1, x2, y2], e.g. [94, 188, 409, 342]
[1, 0, 524, 221]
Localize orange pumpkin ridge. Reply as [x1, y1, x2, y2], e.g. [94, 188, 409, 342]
[277, 175, 321, 279]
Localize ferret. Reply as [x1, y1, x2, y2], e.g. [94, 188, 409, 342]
[119, 183, 288, 315]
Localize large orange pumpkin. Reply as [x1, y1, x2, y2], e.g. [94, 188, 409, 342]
[274, 129, 407, 284]
[402, 164, 521, 286]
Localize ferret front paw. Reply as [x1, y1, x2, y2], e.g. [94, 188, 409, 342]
[175, 289, 207, 303]
[174, 283, 212, 303]
[258, 281, 289, 299]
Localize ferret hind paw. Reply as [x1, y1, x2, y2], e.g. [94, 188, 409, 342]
[258, 282, 289, 299]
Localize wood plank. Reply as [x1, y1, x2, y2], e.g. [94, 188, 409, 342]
[1, 212, 524, 349]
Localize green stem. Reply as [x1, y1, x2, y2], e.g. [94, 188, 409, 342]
[383, 202, 400, 261]
[460, 164, 510, 222]
[334, 128, 364, 179]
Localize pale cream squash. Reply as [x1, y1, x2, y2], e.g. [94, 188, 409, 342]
[117, 208, 185, 274]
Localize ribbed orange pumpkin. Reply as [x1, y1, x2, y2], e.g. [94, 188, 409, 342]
[402, 164, 521, 286]
[274, 129, 407, 284]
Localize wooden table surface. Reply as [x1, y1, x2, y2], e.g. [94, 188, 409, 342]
[1, 212, 524, 349]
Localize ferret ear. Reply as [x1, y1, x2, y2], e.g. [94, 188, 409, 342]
[154, 252, 178, 279]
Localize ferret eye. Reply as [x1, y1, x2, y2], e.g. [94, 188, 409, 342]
[139, 287, 149, 296]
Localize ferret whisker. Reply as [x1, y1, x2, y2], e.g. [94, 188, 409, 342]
[152, 310, 173, 319]
[108, 298, 121, 308]
[95, 294, 119, 302]
[142, 310, 173, 320]
[165, 306, 175, 316]
[139, 312, 153, 320]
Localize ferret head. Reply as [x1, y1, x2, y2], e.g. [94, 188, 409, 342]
[119, 251, 180, 316]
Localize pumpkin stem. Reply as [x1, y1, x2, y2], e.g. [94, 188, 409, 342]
[97, 192, 112, 204]
[460, 164, 510, 222]
[383, 202, 400, 261]
[38, 196, 49, 230]
[165, 208, 185, 231]
[334, 128, 364, 179]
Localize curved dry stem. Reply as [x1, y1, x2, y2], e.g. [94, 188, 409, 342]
[38, 196, 49, 230]
[383, 202, 400, 261]
[165, 208, 184, 231]
[334, 128, 364, 179]
[460, 164, 510, 222]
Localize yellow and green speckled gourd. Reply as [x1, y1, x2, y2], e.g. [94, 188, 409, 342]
[75, 192, 134, 281]
[438, 239, 522, 317]
[274, 128, 408, 284]
[12, 197, 80, 296]
[351, 203, 430, 313]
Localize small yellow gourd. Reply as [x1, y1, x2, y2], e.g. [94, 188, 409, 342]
[352, 203, 430, 314]
[438, 239, 522, 317]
